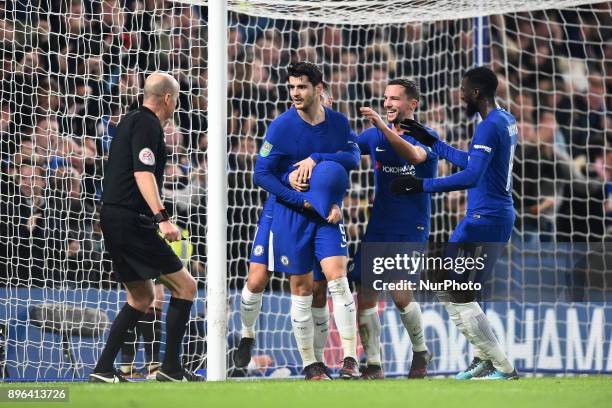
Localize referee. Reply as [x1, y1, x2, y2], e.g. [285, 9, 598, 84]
[90, 72, 202, 382]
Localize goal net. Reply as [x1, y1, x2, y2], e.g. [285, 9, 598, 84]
[0, 0, 610, 380]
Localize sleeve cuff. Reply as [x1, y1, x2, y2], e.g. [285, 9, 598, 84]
[281, 171, 290, 186]
[293, 192, 305, 207]
[310, 153, 322, 163]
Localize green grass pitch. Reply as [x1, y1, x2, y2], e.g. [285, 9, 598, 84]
[1, 377, 610, 408]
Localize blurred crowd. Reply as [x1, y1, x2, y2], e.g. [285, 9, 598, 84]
[0, 0, 208, 287]
[0, 1, 610, 288]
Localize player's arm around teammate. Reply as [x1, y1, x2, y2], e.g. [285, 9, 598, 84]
[288, 86, 354, 375]
[253, 63, 359, 379]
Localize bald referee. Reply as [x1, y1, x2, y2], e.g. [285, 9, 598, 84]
[90, 73, 202, 383]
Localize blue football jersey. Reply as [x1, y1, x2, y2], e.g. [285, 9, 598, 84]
[253, 106, 356, 274]
[358, 125, 438, 235]
[254, 106, 358, 209]
[466, 108, 518, 219]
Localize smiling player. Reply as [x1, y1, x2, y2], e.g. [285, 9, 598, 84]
[235, 84, 349, 377]
[253, 62, 360, 380]
[354, 78, 437, 379]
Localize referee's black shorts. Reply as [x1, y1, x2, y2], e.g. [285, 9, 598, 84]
[100, 204, 184, 283]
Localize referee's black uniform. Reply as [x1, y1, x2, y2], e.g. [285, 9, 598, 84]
[100, 106, 183, 282]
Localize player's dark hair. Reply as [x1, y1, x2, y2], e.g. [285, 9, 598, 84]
[387, 78, 420, 100]
[464, 66, 498, 99]
[287, 62, 323, 86]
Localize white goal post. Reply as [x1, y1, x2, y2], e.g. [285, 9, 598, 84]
[207, 0, 229, 382]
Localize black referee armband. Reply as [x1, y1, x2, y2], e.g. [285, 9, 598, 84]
[153, 209, 170, 224]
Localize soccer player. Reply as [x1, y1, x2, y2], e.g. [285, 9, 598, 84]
[235, 85, 344, 374]
[253, 62, 360, 380]
[349, 79, 436, 379]
[392, 66, 519, 380]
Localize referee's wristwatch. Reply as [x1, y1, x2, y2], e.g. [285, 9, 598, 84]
[153, 209, 170, 224]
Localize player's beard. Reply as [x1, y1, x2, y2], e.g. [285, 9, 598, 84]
[294, 94, 313, 111]
[389, 110, 406, 125]
[465, 100, 479, 117]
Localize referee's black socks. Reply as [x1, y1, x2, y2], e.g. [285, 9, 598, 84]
[119, 307, 162, 372]
[141, 308, 162, 368]
[94, 303, 144, 373]
[162, 297, 194, 373]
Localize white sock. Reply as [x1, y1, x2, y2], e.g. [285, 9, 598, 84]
[312, 305, 330, 363]
[291, 294, 316, 367]
[444, 302, 491, 362]
[444, 302, 470, 339]
[240, 286, 263, 338]
[455, 302, 514, 373]
[358, 306, 381, 365]
[327, 277, 357, 360]
[399, 302, 428, 353]
[473, 346, 487, 360]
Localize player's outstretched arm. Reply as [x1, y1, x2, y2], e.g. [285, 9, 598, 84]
[391, 151, 490, 195]
[400, 118, 469, 169]
[423, 150, 490, 192]
[392, 121, 497, 195]
[360, 107, 427, 164]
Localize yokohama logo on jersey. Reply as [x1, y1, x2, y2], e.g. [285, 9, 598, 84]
[376, 161, 415, 175]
